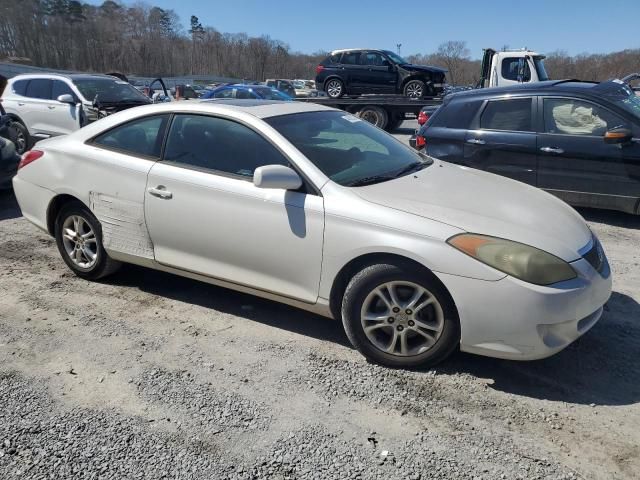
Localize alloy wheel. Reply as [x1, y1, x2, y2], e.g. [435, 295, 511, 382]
[405, 82, 423, 99]
[61, 215, 98, 269]
[326, 80, 343, 97]
[360, 281, 444, 357]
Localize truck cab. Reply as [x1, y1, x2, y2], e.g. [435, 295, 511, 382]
[479, 48, 549, 88]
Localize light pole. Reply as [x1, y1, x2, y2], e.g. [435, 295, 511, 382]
[396, 43, 402, 56]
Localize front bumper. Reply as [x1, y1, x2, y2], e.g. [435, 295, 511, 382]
[436, 256, 612, 360]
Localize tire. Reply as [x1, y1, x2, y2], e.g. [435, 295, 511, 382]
[385, 115, 404, 132]
[356, 106, 388, 129]
[341, 263, 460, 369]
[8, 121, 30, 155]
[54, 201, 121, 280]
[403, 79, 425, 99]
[325, 78, 344, 98]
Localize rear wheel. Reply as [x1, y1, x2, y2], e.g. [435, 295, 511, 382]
[325, 78, 345, 98]
[8, 121, 30, 155]
[356, 106, 388, 130]
[55, 202, 121, 280]
[341, 263, 460, 368]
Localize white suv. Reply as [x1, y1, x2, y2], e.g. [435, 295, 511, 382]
[1, 73, 151, 153]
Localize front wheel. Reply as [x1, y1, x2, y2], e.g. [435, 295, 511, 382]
[341, 264, 460, 368]
[325, 78, 345, 98]
[403, 80, 425, 99]
[55, 202, 121, 280]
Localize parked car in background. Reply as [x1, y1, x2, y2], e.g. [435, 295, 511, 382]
[416, 79, 640, 214]
[13, 100, 611, 368]
[622, 73, 640, 95]
[0, 73, 151, 152]
[409, 105, 440, 149]
[315, 48, 446, 99]
[265, 79, 296, 98]
[292, 80, 319, 98]
[201, 84, 292, 100]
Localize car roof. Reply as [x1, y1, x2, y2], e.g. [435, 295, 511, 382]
[448, 79, 610, 100]
[330, 48, 368, 55]
[10, 73, 121, 82]
[195, 99, 332, 118]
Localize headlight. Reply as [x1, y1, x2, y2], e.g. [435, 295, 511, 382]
[447, 233, 576, 285]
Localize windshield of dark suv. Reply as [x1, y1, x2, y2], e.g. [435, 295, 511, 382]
[266, 111, 432, 187]
[73, 78, 151, 104]
[383, 51, 409, 65]
[534, 56, 549, 81]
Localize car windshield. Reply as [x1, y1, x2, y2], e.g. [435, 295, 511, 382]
[265, 111, 432, 186]
[383, 51, 409, 64]
[254, 87, 292, 100]
[595, 81, 640, 120]
[73, 78, 151, 104]
[293, 81, 305, 89]
[534, 57, 549, 81]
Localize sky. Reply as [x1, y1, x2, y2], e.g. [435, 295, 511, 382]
[85, 0, 639, 58]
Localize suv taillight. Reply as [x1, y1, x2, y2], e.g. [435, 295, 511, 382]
[18, 150, 44, 170]
[415, 135, 426, 149]
[417, 111, 430, 125]
[316, 65, 325, 74]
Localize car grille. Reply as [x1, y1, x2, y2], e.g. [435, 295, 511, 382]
[582, 237, 605, 273]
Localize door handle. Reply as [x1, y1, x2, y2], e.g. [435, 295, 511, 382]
[147, 186, 173, 199]
[540, 147, 564, 154]
[17, 102, 25, 106]
[466, 138, 486, 145]
[47, 105, 56, 109]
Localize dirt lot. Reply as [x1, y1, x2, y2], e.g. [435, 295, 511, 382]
[0, 127, 639, 479]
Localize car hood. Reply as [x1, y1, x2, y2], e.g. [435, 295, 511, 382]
[353, 161, 591, 261]
[401, 64, 448, 74]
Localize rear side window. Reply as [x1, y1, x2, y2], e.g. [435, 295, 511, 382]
[341, 52, 361, 65]
[26, 79, 52, 99]
[501, 58, 531, 82]
[322, 54, 341, 65]
[480, 98, 532, 131]
[12, 80, 28, 96]
[93, 115, 169, 158]
[429, 100, 483, 129]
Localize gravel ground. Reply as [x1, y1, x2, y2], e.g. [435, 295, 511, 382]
[1, 124, 639, 479]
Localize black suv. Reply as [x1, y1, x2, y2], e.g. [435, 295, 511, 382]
[416, 80, 640, 214]
[315, 49, 446, 99]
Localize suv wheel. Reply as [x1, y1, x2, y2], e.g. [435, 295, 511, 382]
[341, 264, 460, 368]
[9, 122, 30, 155]
[325, 79, 344, 98]
[55, 202, 121, 280]
[403, 80, 425, 99]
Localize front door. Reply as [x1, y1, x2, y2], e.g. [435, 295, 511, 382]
[358, 52, 396, 93]
[537, 96, 640, 212]
[463, 97, 537, 185]
[144, 113, 325, 303]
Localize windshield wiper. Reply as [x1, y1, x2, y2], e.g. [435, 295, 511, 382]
[391, 161, 430, 178]
[346, 174, 396, 187]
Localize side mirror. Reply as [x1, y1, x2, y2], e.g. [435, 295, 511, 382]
[604, 127, 633, 145]
[253, 165, 302, 190]
[57, 94, 76, 104]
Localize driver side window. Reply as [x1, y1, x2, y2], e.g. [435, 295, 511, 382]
[543, 98, 625, 136]
[163, 114, 289, 178]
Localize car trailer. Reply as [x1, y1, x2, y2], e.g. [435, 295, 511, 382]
[296, 95, 443, 131]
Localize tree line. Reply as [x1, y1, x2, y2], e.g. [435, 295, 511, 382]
[0, 1, 638, 84]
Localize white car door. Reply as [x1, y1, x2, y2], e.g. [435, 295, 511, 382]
[144, 113, 325, 303]
[19, 79, 56, 138]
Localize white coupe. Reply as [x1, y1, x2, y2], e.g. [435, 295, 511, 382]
[13, 100, 612, 368]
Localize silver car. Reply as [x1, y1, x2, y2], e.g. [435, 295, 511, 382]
[12, 100, 612, 368]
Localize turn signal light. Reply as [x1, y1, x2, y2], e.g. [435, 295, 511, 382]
[18, 150, 44, 170]
[415, 135, 426, 149]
